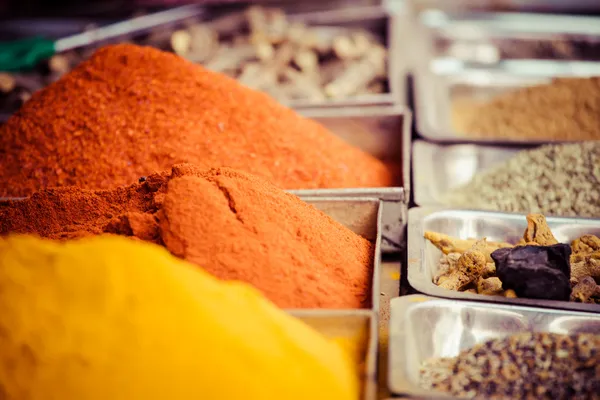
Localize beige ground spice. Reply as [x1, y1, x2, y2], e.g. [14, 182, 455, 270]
[452, 77, 600, 141]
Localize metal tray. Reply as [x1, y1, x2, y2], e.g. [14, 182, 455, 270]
[0, 4, 404, 120]
[388, 294, 600, 398]
[413, 58, 600, 143]
[403, 0, 600, 14]
[417, 10, 600, 64]
[292, 310, 377, 400]
[295, 105, 411, 253]
[407, 206, 600, 313]
[412, 139, 530, 206]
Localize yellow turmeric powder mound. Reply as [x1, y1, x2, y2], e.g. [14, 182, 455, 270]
[0, 235, 359, 400]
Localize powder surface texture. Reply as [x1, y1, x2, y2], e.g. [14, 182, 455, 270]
[0, 44, 392, 197]
[0, 165, 373, 309]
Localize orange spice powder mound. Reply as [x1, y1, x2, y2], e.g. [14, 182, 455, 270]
[0, 43, 393, 197]
[0, 165, 373, 309]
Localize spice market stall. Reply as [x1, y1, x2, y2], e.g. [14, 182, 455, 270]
[1, 0, 600, 399]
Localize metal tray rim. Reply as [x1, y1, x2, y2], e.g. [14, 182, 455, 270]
[291, 308, 378, 400]
[387, 294, 600, 398]
[413, 42, 600, 144]
[419, 9, 600, 37]
[411, 139, 534, 207]
[407, 206, 600, 313]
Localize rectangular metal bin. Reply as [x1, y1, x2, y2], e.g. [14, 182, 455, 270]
[412, 139, 529, 206]
[407, 206, 600, 313]
[388, 294, 600, 398]
[290, 197, 386, 400]
[293, 310, 377, 400]
[403, 0, 600, 14]
[0, 3, 405, 125]
[413, 58, 600, 143]
[416, 10, 600, 63]
[296, 105, 411, 253]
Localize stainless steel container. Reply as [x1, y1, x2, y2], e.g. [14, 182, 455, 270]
[292, 196, 384, 400]
[413, 58, 600, 143]
[416, 10, 600, 63]
[296, 105, 411, 253]
[293, 310, 377, 400]
[409, 10, 600, 143]
[388, 294, 600, 398]
[412, 139, 527, 206]
[403, 0, 600, 14]
[0, 3, 406, 123]
[407, 206, 600, 313]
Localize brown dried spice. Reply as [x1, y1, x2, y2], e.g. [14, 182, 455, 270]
[452, 77, 600, 141]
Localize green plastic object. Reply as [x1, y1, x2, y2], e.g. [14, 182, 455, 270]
[0, 37, 57, 72]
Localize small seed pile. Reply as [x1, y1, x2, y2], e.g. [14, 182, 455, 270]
[442, 142, 600, 217]
[420, 332, 600, 400]
[452, 77, 600, 141]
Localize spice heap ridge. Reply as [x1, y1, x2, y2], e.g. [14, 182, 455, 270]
[0, 43, 392, 197]
[0, 164, 374, 309]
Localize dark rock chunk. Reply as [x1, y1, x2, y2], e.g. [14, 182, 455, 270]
[492, 244, 572, 301]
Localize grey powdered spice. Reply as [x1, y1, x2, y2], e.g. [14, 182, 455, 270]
[419, 332, 600, 400]
[442, 142, 600, 217]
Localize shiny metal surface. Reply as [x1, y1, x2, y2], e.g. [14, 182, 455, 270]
[419, 10, 600, 39]
[404, 0, 600, 13]
[388, 294, 600, 397]
[412, 139, 526, 206]
[298, 105, 411, 253]
[408, 206, 600, 312]
[293, 310, 377, 400]
[414, 59, 600, 143]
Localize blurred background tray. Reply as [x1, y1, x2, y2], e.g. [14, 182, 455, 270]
[414, 59, 600, 143]
[412, 139, 530, 206]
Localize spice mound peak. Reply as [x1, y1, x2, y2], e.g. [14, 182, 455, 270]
[0, 43, 392, 197]
[0, 235, 359, 400]
[0, 164, 374, 309]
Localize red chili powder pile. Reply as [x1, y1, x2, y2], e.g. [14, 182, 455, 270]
[0, 43, 392, 197]
[0, 164, 373, 309]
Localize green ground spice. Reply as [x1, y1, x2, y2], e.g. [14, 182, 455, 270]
[442, 142, 600, 217]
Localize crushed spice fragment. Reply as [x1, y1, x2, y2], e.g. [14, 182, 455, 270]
[442, 142, 600, 218]
[452, 77, 600, 141]
[419, 332, 600, 400]
[0, 164, 373, 309]
[426, 213, 600, 304]
[0, 43, 392, 197]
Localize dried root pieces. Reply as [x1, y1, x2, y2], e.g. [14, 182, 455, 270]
[424, 231, 512, 263]
[426, 212, 600, 303]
